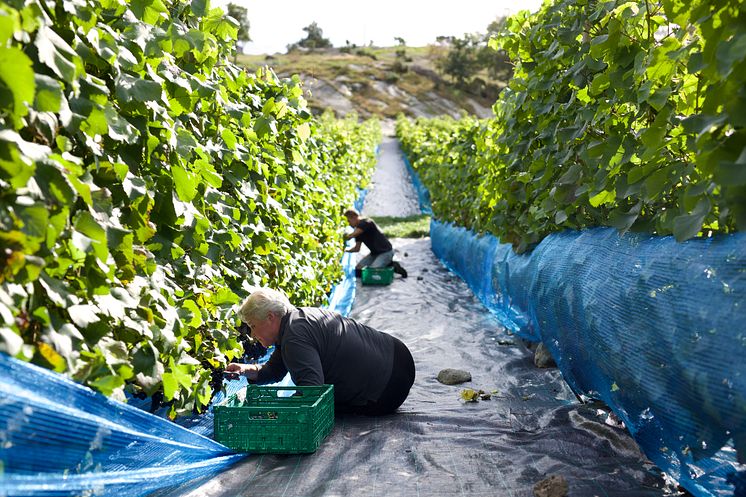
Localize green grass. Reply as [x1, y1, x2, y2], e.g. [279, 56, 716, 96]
[375, 214, 431, 238]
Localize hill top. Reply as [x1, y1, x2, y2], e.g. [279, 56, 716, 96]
[237, 45, 507, 120]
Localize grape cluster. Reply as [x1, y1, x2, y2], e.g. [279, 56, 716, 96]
[193, 364, 227, 413]
[149, 390, 165, 413]
[150, 324, 270, 415]
[191, 362, 230, 415]
[209, 365, 226, 397]
[235, 322, 268, 363]
[192, 324, 267, 413]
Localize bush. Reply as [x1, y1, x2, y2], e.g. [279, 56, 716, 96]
[0, 0, 380, 416]
[398, 0, 746, 253]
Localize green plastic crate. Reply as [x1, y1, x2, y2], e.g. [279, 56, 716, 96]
[213, 384, 334, 454]
[361, 266, 394, 285]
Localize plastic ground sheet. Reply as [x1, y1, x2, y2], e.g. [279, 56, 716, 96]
[162, 238, 679, 497]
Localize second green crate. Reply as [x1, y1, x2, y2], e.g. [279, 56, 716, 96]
[213, 384, 334, 454]
[361, 266, 394, 285]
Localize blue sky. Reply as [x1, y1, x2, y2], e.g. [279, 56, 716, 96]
[215, 0, 543, 54]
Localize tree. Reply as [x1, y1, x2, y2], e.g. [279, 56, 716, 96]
[392, 36, 409, 73]
[485, 17, 507, 38]
[435, 33, 481, 85]
[226, 3, 250, 62]
[480, 17, 512, 80]
[287, 21, 332, 52]
[435, 18, 513, 86]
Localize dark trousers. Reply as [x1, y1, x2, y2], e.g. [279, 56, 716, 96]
[339, 337, 415, 416]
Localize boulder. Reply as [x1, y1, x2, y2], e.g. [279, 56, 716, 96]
[534, 342, 557, 368]
[437, 368, 472, 385]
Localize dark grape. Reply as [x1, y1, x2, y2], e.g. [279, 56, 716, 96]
[189, 324, 268, 414]
[149, 390, 164, 413]
[235, 322, 267, 363]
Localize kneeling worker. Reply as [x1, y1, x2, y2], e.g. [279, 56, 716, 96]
[226, 287, 416, 416]
[343, 208, 407, 278]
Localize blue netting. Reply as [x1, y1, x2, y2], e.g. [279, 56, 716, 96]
[430, 219, 746, 497]
[0, 352, 243, 497]
[354, 186, 368, 213]
[326, 251, 357, 318]
[0, 249, 358, 497]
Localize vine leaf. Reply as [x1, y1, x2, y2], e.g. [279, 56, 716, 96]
[672, 198, 710, 241]
[0, 47, 35, 127]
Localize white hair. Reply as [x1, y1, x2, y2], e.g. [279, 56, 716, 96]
[238, 287, 292, 323]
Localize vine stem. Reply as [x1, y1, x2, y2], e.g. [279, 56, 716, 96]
[36, 0, 55, 23]
[645, 0, 653, 126]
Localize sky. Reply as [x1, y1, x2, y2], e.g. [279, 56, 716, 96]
[214, 0, 543, 55]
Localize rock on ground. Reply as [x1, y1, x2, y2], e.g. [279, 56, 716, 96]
[534, 342, 557, 368]
[533, 475, 569, 497]
[437, 368, 472, 385]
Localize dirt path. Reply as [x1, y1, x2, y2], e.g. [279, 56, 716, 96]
[360, 132, 420, 218]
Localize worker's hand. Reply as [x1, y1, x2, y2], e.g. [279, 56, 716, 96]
[225, 363, 260, 381]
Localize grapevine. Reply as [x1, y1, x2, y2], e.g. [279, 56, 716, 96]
[397, 0, 745, 253]
[0, 0, 380, 417]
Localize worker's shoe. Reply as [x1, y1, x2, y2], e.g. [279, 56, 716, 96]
[391, 261, 408, 278]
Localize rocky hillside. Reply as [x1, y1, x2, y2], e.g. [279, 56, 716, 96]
[237, 46, 506, 120]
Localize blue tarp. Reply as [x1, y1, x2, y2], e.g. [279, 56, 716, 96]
[326, 252, 357, 318]
[399, 150, 746, 496]
[0, 353, 243, 497]
[429, 220, 746, 497]
[0, 242, 359, 497]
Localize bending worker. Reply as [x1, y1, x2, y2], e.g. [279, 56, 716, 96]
[343, 208, 407, 278]
[226, 287, 416, 416]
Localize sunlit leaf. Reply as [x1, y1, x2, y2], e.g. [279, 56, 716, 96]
[172, 164, 198, 201]
[115, 73, 162, 102]
[162, 372, 177, 400]
[221, 129, 237, 150]
[68, 304, 102, 328]
[589, 189, 615, 207]
[34, 74, 63, 113]
[104, 104, 139, 143]
[0, 47, 35, 127]
[37, 342, 66, 372]
[90, 374, 125, 396]
[0, 327, 24, 356]
[34, 26, 78, 81]
[203, 8, 238, 41]
[74, 211, 109, 262]
[181, 299, 203, 327]
[297, 122, 311, 142]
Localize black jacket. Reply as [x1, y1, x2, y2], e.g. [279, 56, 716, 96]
[255, 307, 395, 406]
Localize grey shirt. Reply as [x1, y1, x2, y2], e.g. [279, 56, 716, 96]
[255, 307, 395, 406]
